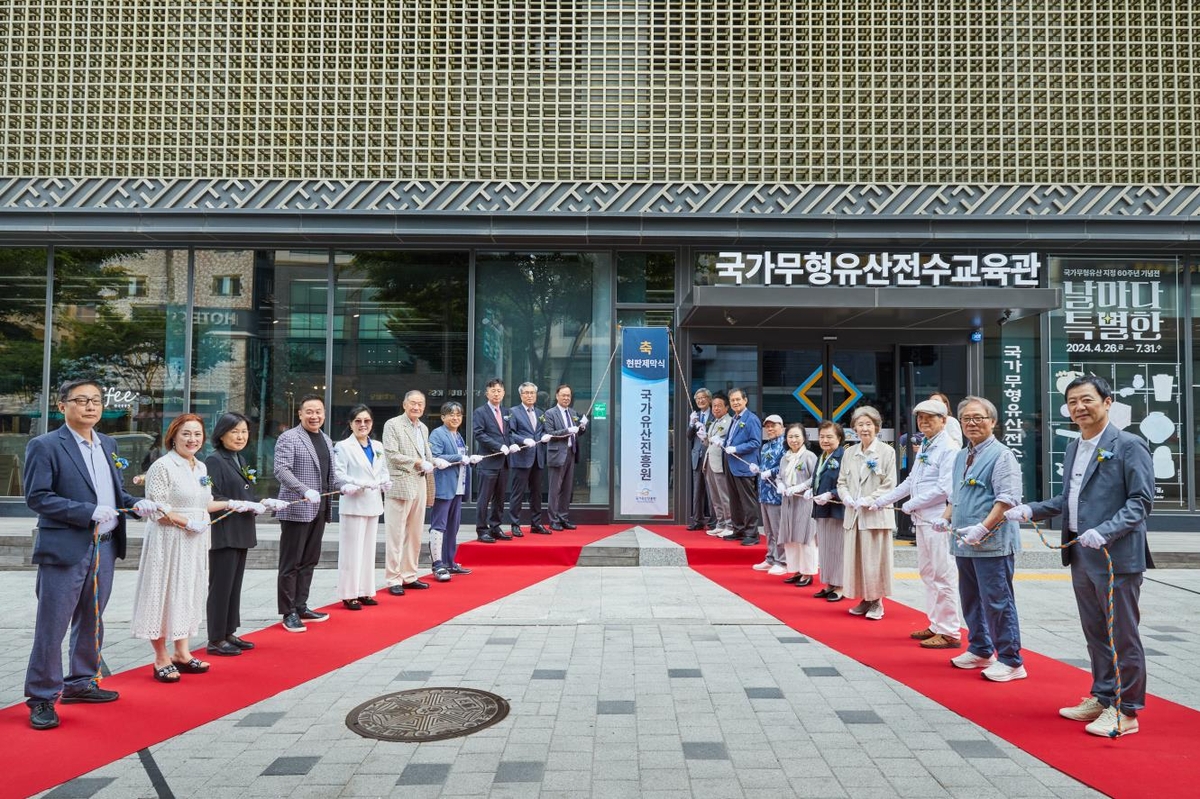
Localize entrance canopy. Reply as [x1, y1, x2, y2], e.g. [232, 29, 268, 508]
[679, 286, 1061, 331]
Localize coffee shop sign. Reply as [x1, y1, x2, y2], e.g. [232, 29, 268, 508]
[713, 251, 1042, 288]
[103, 387, 140, 408]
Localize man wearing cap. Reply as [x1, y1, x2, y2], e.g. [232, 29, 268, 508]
[871, 399, 963, 649]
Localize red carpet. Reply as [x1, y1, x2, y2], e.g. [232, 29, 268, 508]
[646, 524, 1200, 799]
[457, 524, 630, 566]
[0, 525, 628, 799]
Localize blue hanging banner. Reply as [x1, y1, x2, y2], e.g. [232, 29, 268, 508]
[620, 327, 670, 515]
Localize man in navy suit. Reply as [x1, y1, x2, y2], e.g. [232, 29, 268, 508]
[543, 384, 589, 530]
[721, 387, 762, 544]
[472, 378, 513, 542]
[507, 381, 551, 535]
[22, 379, 156, 730]
[1011, 375, 1154, 737]
[685, 388, 714, 530]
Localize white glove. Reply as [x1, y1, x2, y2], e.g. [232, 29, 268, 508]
[91, 505, 118, 524]
[340, 484, 362, 496]
[724, 445, 736, 455]
[930, 517, 951, 533]
[802, 488, 813, 500]
[381, 479, 394, 492]
[710, 436, 723, 448]
[419, 460, 434, 473]
[568, 425, 580, 435]
[131, 499, 160, 518]
[786, 484, 805, 497]
[759, 468, 772, 480]
[697, 429, 708, 442]
[688, 411, 698, 426]
[1077, 529, 1106, 549]
[262, 497, 289, 511]
[867, 499, 884, 512]
[522, 438, 535, 448]
[303, 489, 321, 504]
[184, 518, 207, 534]
[813, 492, 832, 506]
[900, 500, 916, 515]
[857, 497, 875, 509]
[246, 501, 267, 515]
[468, 454, 484, 465]
[499, 444, 510, 455]
[1004, 503, 1032, 523]
[540, 433, 552, 443]
[433, 457, 451, 470]
[749, 463, 760, 475]
[228, 499, 255, 512]
[958, 524, 988, 545]
[579, 415, 588, 428]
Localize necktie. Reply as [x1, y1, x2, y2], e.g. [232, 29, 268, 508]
[563, 407, 573, 449]
[528, 407, 536, 429]
[493, 405, 504, 432]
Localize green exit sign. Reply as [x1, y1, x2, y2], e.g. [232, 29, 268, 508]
[592, 402, 607, 420]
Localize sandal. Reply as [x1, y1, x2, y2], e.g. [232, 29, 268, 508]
[152, 664, 180, 683]
[171, 657, 210, 674]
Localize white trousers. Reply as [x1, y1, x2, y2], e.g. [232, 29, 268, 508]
[783, 540, 818, 575]
[915, 522, 962, 636]
[384, 489, 426, 585]
[337, 513, 379, 600]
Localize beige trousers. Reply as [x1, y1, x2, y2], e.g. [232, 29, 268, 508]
[384, 488, 426, 585]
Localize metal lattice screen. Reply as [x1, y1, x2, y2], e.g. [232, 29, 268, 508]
[1, 1, 1196, 182]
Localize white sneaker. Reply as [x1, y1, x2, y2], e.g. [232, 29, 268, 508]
[981, 661, 1028, 682]
[767, 564, 786, 576]
[1085, 705, 1138, 737]
[950, 651, 996, 669]
[865, 600, 884, 620]
[1060, 696, 1104, 722]
[706, 528, 725, 537]
[752, 560, 771, 571]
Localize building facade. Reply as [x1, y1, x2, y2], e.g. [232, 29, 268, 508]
[1, 3, 1198, 525]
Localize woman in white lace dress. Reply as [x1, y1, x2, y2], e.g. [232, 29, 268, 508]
[131, 414, 258, 682]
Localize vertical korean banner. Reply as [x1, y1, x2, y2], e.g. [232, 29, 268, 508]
[1047, 259, 1182, 507]
[620, 327, 669, 515]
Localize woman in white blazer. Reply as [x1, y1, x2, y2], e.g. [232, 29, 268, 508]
[836, 406, 897, 621]
[333, 404, 391, 610]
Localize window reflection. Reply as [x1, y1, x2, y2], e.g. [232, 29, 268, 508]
[0, 249, 49, 496]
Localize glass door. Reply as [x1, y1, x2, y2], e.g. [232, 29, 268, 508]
[762, 344, 894, 439]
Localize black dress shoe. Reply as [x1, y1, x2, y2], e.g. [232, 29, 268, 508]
[740, 536, 761, 546]
[403, 579, 430, 589]
[30, 701, 59, 730]
[342, 598, 363, 610]
[358, 595, 379, 606]
[783, 573, 803, 584]
[561, 521, 578, 530]
[477, 533, 496, 543]
[721, 532, 744, 541]
[494, 531, 514, 541]
[530, 525, 552, 535]
[794, 575, 813, 587]
[510, 525, 523, 536]
[206, 639, 242, 656]
[550, 523, 564, 531]
[388, 584, 406, 596]
[226, 634, 255, 650]
[685, 523, 703, 531]
[60, 683, 119, 703]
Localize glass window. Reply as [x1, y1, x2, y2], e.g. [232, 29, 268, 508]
[331, 251, 469, 433]
[475, 252, 613, 505]
[1047, 257, 1184, 509]
[49, 248, 188, 495]
[617, 252, 675, 303]
[212, 275, 242, 297]
[0, 248, 48, 498]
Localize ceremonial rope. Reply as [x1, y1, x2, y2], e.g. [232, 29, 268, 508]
[90, 523, 104, 682]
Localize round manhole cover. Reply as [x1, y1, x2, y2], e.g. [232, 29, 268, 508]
[345, 687, 510, 742]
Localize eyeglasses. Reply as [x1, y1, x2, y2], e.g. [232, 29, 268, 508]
[960, 415, 990, 425]
[352, 419, 372, 425]
[64, 397, 103, 408]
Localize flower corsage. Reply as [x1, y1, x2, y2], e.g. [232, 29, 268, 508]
[963, 474, 982, 487]
[241, 466, 258, 484]
[864, 457, 881, 474]
[199, 475, 212, 487]
[111, 452, 129, 470]
[917, 452, 930, 465]
[1096, 449, 1115, 462]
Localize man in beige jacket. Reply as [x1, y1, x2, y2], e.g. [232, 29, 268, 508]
[382, 390, 436, 595]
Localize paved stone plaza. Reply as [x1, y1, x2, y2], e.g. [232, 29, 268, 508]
[2, 527, 1198, 798]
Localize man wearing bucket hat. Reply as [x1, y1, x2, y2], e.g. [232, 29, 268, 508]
[871, 398, 963, 649]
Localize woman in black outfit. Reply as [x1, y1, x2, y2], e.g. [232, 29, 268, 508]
[205, 412, 268, 656]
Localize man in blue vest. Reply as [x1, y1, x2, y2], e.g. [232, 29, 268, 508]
[721, 387, 762, 545]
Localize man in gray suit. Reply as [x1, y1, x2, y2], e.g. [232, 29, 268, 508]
[685, 388, 713, 530]
[543, 384, 588, 529]
[1010, 375, 1154, 738]
[22, 379, 156, 729]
